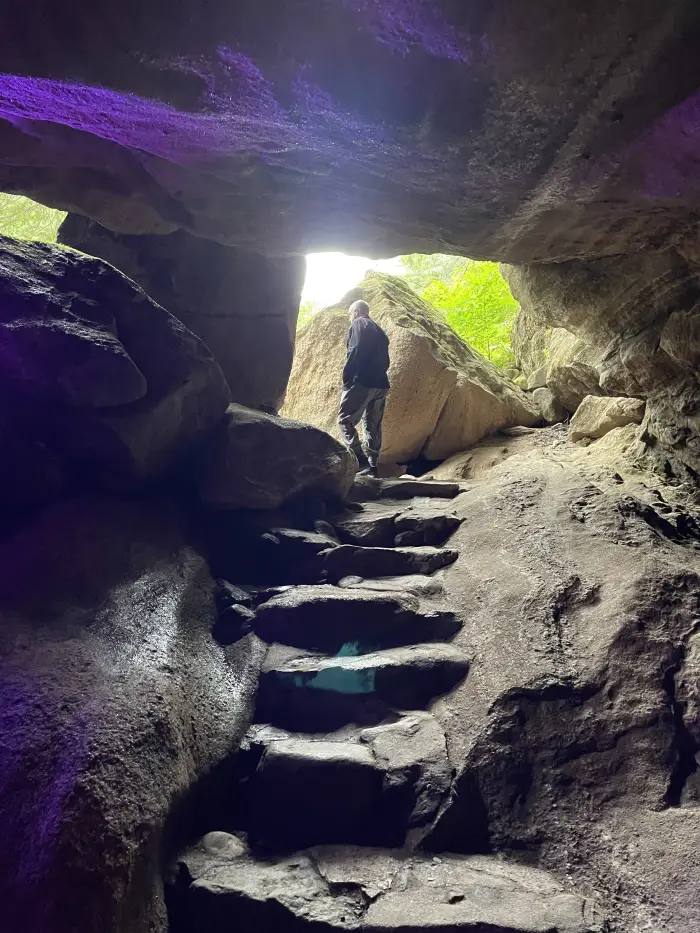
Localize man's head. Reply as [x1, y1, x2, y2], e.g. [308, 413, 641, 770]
[349, 299, 370, 322]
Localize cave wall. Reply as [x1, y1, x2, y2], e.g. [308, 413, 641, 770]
[504, 251, 700, 479]
[59, 216, 305, 412]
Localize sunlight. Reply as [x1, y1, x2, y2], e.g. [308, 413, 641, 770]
[302, 252, 403, 308]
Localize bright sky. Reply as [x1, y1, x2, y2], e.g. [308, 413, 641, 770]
[302, 252, 403, 308]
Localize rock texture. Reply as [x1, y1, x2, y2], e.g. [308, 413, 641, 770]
[569, 396, 646, 442]
[174, 839, 604, 933]
[195, 404, 356, 509]
[505, 253, 700, 477]
[0, 233, 229, 496]
[420, 433, 700, 932]
[284, 273, 539, 464]
[58, 216, 306, 411]
[0, 495, 264, 933]
[3, 3, 700, 264]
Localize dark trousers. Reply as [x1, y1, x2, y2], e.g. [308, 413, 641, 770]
[338, 384, 388, 467]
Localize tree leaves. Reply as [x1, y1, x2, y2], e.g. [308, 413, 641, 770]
[0, 193, 65, 243]
[400, 255, 517, 368]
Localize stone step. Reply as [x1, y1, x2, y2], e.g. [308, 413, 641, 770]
[333, 502, 461, 548]
[255, 643, 470, 731]
[254, 585, 461, 654]
[338, 573, 445, 597]
[239, 711, 451, 849]
[319, 544, 458, 584]
[172, 838, 605, 933]
[348, 476, 463, 503]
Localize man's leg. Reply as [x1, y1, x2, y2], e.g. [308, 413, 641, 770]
[362, 388, 388, 468]
[338, 383, 370, 465]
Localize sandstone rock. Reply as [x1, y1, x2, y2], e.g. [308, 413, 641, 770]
[256, 643, 470, 731]
[332, 502, 460, 549]
[546, 330, 607, 411]
[526, 363, 548, 390]
[532, 387, 567, 425]
[418, 445, 700, 931]
[569, 396, 646, 442]
[58, 217, 305, 411]
[423, 428, 548, 482]
[195, 404, 356, 510]
[318, 544, 459, 584]
[175, 843, 603, 933]
[4, 3, 700, 270]
[0, 234, 230, 491]
[348, 476, 462, 503]
[338, 574, 446, 598]
[510, 306, 550, 376]
[254, 585, 461, 654]
[0, 495, 263, 933]
[283, 273, 538, 464]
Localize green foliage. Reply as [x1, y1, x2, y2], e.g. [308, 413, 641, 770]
[0, 193, 65, 243]
[297, 299, 320, 332]
[399, 254, 517, 368]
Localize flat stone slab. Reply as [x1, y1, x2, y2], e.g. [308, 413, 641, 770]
[176, 839, 605, 933]
[334, 503, 461, 548]
[241, 711, 451, 849]
[255, 643, 470, 730]
[254, 585, 461, 654]
[349, 477, 462, 503]
[338, 574, 445, 597]
[319, 545, 459, 584]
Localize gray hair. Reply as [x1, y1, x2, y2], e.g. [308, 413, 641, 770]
[349, 299, 370, 317]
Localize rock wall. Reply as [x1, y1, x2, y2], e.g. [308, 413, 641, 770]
[505, 252, 700, 478]
[283, 272, 539, 464]
[58, 215, 305, 412]
[0, 495, 264, 933]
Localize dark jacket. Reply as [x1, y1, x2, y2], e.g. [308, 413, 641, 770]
[342, 317, 390, 388]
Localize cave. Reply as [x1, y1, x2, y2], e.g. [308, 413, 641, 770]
[1, 3, 700, 932]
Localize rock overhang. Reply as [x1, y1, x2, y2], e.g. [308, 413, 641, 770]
[1, 1, 700, 259]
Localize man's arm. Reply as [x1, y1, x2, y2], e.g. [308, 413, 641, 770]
[342, 320, 362, 386]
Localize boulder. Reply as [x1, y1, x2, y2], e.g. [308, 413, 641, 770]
[0, 495, 264, 933]
[283, 273, 539, 465]
[0, 234, 230, 492]
[531, 387, 567, 425]
[526, 363, 548, 390]
[195, 404, 356, 510]
[58, 217, 305, 411]
[569, 396, 646, 442]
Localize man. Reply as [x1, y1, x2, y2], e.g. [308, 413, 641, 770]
[337, 299, 390, 476]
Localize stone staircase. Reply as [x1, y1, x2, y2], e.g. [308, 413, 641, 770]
[168, 477, 606, 933]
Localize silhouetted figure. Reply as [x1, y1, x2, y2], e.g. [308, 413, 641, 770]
[337, 299, 390, 476]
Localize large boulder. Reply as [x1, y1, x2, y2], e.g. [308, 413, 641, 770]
[0, 234, 230, 497]
[283, 273, 539, 465]
[195, 403, 357, 509]
[0, 495, 264, 933]
[569, 395, 646, 442]
[58, 217, 305, 411]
